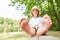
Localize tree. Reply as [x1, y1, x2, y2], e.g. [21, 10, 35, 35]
[10, 0, 60, 31]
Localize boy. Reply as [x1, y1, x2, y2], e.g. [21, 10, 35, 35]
[19, 6, 52, 37]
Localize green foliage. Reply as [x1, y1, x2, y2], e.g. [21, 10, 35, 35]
[0, 24, 4, 33]
[10, 0, 60, 31]
[0, 17, 4, 24]
[0, 17, 21, 33]
[0, 0, 60, 33]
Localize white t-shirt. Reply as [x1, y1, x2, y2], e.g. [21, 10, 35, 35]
[29, 17, 42, 28]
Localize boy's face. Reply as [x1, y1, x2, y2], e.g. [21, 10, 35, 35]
[32, 10, 39, 18]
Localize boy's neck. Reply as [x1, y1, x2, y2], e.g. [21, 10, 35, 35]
[33, 17, 39, 18]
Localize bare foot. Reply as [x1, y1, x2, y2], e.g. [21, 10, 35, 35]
[42, 14, 52, 27]
[37, 14, 52, 36]
[19, 18, 36, 36]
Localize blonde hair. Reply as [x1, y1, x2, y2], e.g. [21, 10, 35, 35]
[30, 6, 40, 17]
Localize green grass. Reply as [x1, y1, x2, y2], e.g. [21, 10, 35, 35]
[0, 31, 60, 40]
[0, 32, 29, 40]
[47, 31, 60, 38]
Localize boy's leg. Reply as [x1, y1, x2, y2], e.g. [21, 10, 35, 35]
[36, 26, 48, 36]
[19, 18, 36, 36]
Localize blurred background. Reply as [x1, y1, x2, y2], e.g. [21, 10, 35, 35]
[0, 0, 60, 40]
